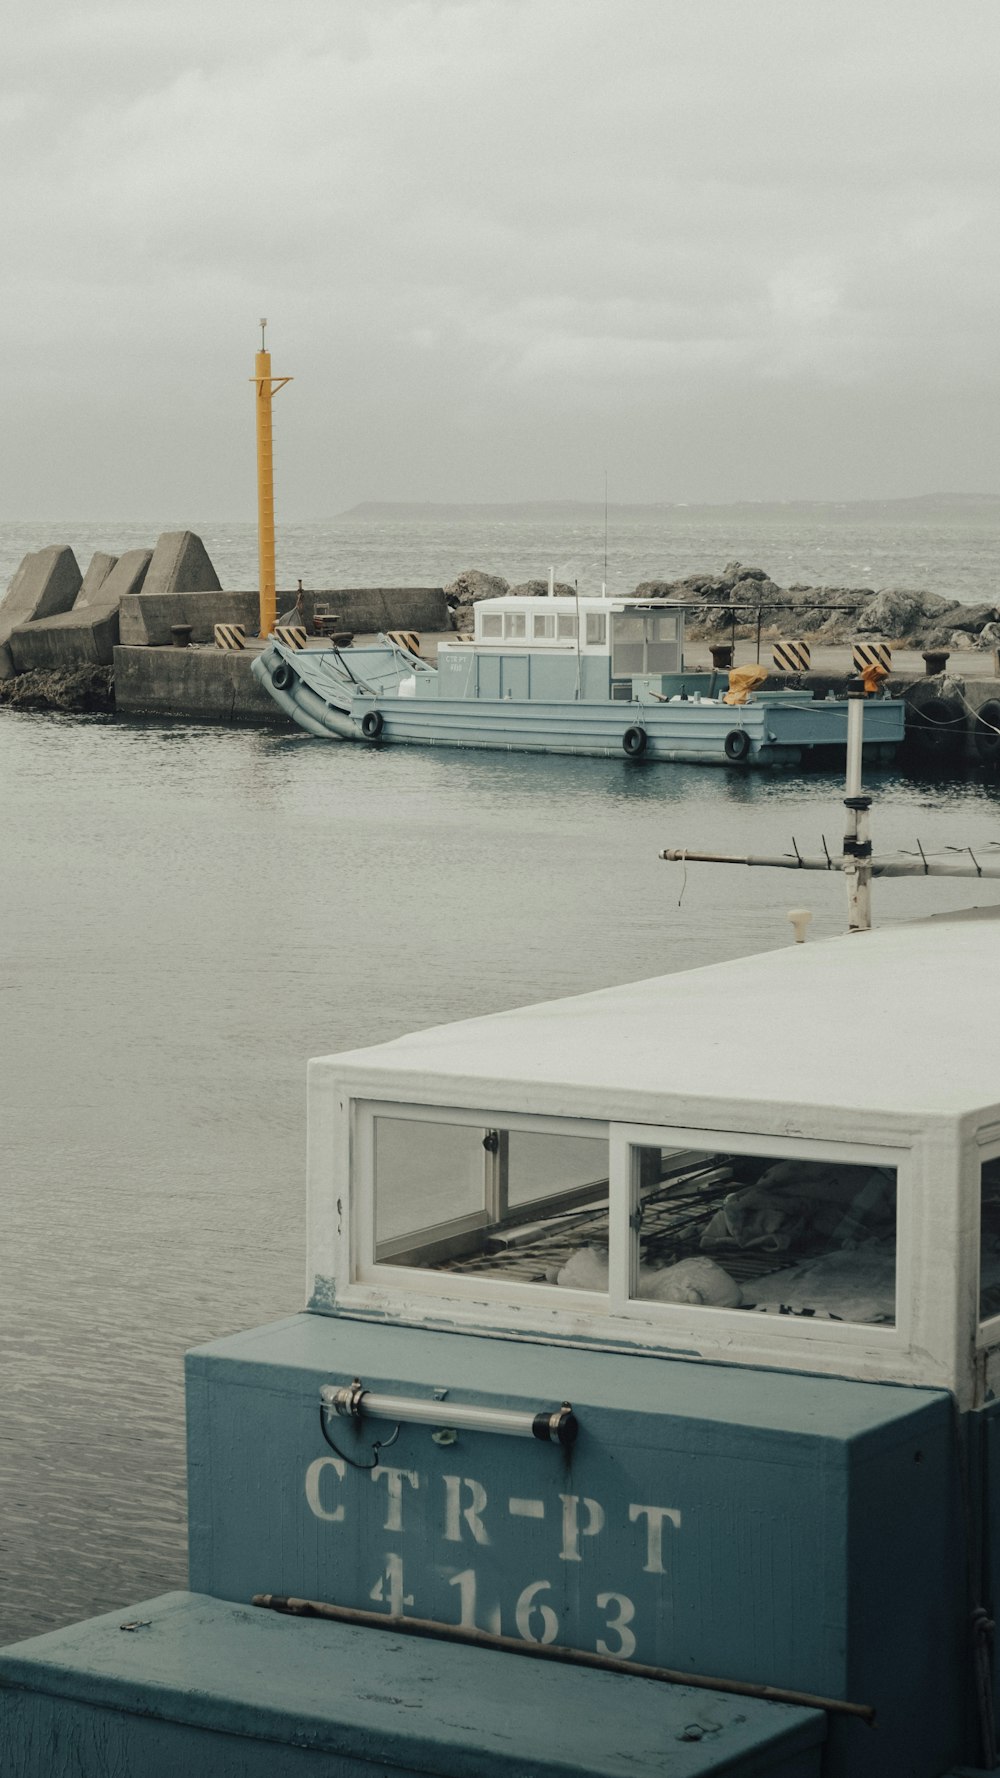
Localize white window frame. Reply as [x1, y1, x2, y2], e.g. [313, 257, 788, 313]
[533, 612, 556, 641]
[504, 612, 526, 639]
[975, 1129, 1000, 1348]
[316, 1100, 930, 1382]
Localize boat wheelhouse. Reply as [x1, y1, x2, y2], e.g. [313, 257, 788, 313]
[6, 906, 1000, 1776]
[251, 591, 906, 767]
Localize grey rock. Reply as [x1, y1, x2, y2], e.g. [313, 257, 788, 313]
[508, 579, 577, 599]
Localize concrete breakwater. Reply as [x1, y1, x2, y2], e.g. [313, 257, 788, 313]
[3, 537, 1000, 761]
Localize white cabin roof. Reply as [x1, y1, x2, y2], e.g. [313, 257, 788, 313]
[315, 906, 1000, 1128]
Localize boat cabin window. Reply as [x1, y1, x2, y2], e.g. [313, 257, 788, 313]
[557, 614, 577, 640]
[372, 1110, 609, 1289]
[611, 612, 681, 677]
[360, 1108, 899, 1327]
[533, 612, 556, 640]
[585, 613, 607, 646]
[620, 1144, 897, 1325]
[480, 612, 502, 639]
[979, 1158, 1000, 1323]
[504, 612, 526, 640]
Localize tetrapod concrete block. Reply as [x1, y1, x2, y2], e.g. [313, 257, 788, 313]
[9, 549, 151, 672]
[74, 551, 118, 608]
[0, 546, 82, 678]
[143, 531, 222, 600]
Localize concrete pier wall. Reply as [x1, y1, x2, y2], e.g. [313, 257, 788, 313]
[113, 646, 287, 725]
[120, 585, 448, 647]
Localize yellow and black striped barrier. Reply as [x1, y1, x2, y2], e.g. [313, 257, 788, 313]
[214, 623, 246, 651]
[772, 639, 810, 673]
[852, 640, 892, 674]
[387, 630, 422, 656]
[274, 626, 308, 650]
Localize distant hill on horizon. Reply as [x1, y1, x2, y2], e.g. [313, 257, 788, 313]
[340, 493, 1000, 522]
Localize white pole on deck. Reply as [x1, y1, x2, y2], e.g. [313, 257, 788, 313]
[843, 683, 873, 933]
[548, 566, 555, 598]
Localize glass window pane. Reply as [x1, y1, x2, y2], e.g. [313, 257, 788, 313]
[375, 1115, 608, 1292]
[981, 1159, 1000, 1320]
[481, 613, 502, 638]
[585, 614, 607, 646]
[628, 1145, 896, 1324]
[507, 1131, 608, 1209]
[651, 614, 678, 641]
[533, 613, 555, 639]
[557, 614, 577, 639]
[375, 1118, 486, 1254]
[505, 613, 526, 638]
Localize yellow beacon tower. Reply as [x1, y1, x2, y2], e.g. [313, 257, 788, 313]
[252, 320, 292, 639]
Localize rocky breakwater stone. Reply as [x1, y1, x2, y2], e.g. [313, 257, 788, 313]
[444, 568, 510, 631]
[8, 549, 151, 673]
[637, 562, 784, 637]
[0, 546, 81, 679]
[0, 664, 114, 714]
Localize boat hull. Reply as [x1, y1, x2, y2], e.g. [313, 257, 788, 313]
[251, 645, 905, 767]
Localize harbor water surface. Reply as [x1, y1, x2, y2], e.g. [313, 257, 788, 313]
[4, 505, 1000, 1648]
[3, 711, 1000, 1646]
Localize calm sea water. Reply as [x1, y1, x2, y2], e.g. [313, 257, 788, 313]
[2, 511, 1000, 1648]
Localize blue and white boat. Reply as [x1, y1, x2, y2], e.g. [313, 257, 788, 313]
[6, 828, 1000, 1771]
[251, 592, 905, 767]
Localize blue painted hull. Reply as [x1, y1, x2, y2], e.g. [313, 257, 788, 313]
[251, 645, 905, 768]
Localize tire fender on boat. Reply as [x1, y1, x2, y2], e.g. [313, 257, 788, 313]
[361, 709, 384, 739]
[622, 725, 647, 757]
[909, 694, 965, 756]
[271, 660, 294, 691]
[723, 729, 751, 763]
[973, 699, 1000, 762]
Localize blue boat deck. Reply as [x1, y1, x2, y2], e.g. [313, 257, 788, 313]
[0, 1590, 825, 1777]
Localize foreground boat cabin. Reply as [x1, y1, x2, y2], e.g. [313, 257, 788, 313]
[4, 909, 1000, 1775]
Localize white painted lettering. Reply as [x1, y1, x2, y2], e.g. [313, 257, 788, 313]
[508, 1497, 545, 1519]
[596, 1591, 636, 1660]
[443, 1475, 490, 1545]
[304, 1456, 346, 1523]
[628, 1503, 681, 1574]
[558, 1494, 605, 1562]
[369, 1552, 413, 1616]
[515, 1580, 559, 1644]
[371, 1465, 419, 1532]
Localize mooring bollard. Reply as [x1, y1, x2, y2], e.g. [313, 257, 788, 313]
[922, 650, 950, 677]
[170, 624, 193, 648]
[709, 643, 734, 670]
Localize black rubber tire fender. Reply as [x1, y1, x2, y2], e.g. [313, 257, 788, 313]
[361, 709, 384, 739]
[974, 699, 1000, 762]
[909, 694, 965, 755]
[622, 725, 648, 757]
[723, 728, 751, 763]
[271, 659, 294, 691]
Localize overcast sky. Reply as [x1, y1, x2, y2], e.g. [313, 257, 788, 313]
[3, 0, 999, 518]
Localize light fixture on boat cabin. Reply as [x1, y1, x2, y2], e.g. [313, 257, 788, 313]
[319, 1378, 578, 1458]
